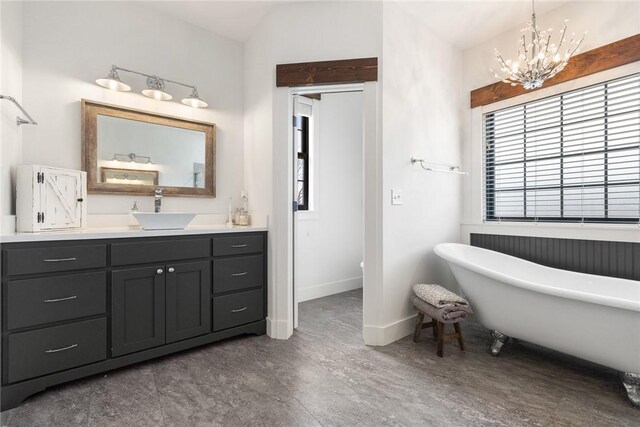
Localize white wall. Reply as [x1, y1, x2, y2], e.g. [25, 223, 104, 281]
[295, 92, 364, 302]
[244, 1, 382, 339]
[1, 1, 23, 219]
[18, 1, 245, 215]
[244, 0, 382, 219]
[461, 1, 640, 243]
[245, 1, 466, 344]
[372, 1, 464, 343]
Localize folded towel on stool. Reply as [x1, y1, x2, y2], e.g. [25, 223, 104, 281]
[412, 296, 473, 323]
[413, 284, 469, 308]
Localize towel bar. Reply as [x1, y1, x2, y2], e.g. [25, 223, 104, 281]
[411, 157, 468, 175]
[0, 95, 37, 126]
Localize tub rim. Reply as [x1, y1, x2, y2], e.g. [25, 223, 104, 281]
[435, 243, 640, 313]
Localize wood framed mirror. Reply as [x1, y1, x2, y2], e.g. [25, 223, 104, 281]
[82, 99, 216, 197]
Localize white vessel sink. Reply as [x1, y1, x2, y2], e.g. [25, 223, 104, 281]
[132, 212, 197, 230]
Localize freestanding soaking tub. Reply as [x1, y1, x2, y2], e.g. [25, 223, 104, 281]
[434, 243, 640, 407]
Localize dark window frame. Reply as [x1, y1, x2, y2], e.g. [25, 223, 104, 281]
[484, 75, 640, 224]
[296, 116, 310, 211]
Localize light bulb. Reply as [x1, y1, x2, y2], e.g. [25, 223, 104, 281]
[181, 88, 208, 108]
[96, 67, 131, 92]
[142, 77, 172, 101]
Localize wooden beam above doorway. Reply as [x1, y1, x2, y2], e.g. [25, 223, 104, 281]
[276, 57, 378, 87]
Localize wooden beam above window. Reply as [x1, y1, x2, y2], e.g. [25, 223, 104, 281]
[276, 57, 378, 87]
[470, 33, 640, 109]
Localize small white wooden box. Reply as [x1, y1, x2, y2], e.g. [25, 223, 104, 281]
[16, 165, 87, 232]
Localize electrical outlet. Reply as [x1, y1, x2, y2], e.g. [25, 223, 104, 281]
[391, 189, 403, 205]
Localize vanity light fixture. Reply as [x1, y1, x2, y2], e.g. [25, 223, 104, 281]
[95, 65, 208, 108]
[490, 0, 586, 90]
[112, 152, 153, 164]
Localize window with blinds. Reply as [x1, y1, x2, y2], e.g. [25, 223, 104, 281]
[484, 73, 640, 223]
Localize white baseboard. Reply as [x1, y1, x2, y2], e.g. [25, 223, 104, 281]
[363, 314, 417, 346]
[297, 276, 363, 302]
[266, 317, 291, 340]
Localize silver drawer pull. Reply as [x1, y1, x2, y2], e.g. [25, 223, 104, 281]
[231, 272, 248, 277]
[43, 257, 77, 262]
[45, 344, 78, 353]
[231, 244, 248, 248]
[231, 307, 248, 313]
[44, 295, 77, 303]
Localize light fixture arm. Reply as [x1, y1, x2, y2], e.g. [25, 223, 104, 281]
[111, 65, 198, 91]
[530, 1, 537, 61]
[0, 95, 37, 126]
[162, 78, 197, 92]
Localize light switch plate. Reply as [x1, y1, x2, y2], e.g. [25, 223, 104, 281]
[391, 189, 403, 205]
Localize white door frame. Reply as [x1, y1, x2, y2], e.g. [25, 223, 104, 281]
[271, 81, 383, 342]
[292, 84, 363, 328]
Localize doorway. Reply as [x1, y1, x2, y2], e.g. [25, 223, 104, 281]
[274, 78, 379, 343]
[291, 86, 364, 332]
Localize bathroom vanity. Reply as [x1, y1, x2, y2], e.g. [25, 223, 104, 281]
[0, 228, 267, 410]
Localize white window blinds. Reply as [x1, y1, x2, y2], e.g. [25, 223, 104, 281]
[483, 73, 640, 223]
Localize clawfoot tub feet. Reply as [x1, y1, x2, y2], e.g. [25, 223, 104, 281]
[621, 372, 640, 407]
[489, 330, 509, 356]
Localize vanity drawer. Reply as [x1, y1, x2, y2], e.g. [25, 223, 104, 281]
[213, 289, 263, 332]
[7, 272, 106, 330]
[213, 255, 263, 294]
[111, 238, 210, 266]
[5, 244, 106, 276]
[7, 317, 107, 383]
[212, 235, 263, 257]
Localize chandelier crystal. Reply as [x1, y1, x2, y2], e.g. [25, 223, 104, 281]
[491, 0, 586, 90]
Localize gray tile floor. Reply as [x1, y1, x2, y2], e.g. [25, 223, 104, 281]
[2, 288, 638, 426]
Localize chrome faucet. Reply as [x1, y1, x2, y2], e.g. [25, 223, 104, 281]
[154, 188, 163, 213]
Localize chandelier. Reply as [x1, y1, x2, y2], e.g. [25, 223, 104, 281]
[491, 0, 586, 90]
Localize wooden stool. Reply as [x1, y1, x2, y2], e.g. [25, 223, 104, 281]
[413, 311, 466, 357]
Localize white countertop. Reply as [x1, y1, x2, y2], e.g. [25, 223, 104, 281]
[0, 225, 268, 243]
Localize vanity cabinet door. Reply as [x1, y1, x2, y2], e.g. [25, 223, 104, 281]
[39, 167, 85, 230]
[111, 266, 166, 357]
[165, 261, 211, 344]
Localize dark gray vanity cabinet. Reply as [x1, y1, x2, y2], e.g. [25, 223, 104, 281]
[1, 231, 267, 410]
[165, 260, 211, 343]
[111, 266, 166, 357]
[213, 289, 264, 332]
[111, 260, 212, 356]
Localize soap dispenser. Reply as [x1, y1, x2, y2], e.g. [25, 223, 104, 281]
[129, 201, 139, 229]
[233, 189, 251, 226]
